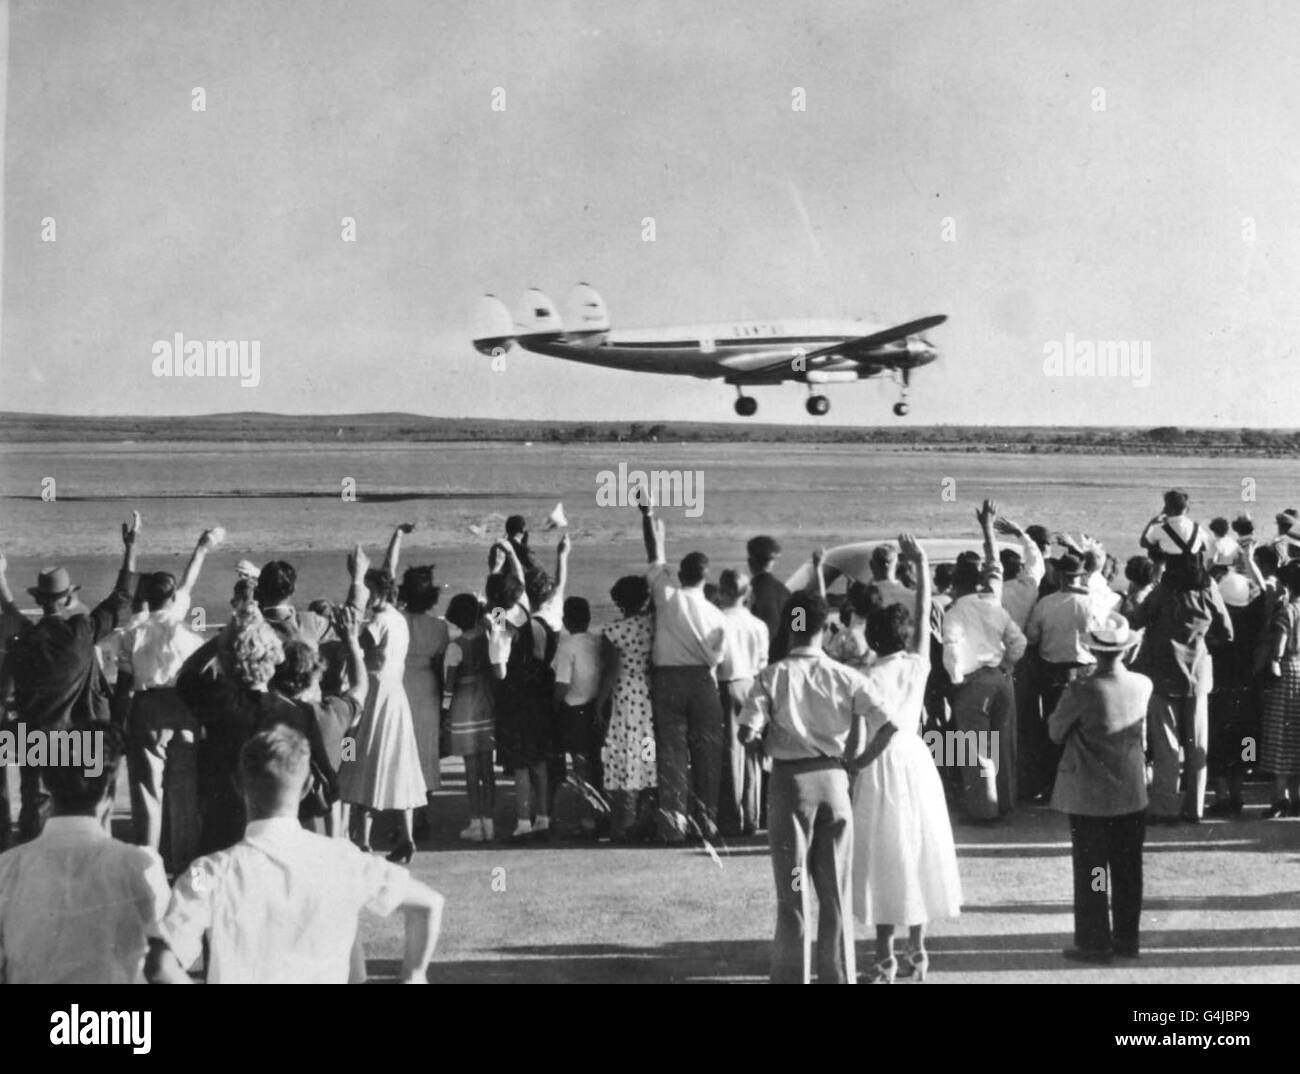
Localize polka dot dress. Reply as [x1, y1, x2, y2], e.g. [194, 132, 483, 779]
[601, 613, 658, 791]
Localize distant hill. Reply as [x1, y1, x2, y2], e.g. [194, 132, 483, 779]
[2, 412, 1298, 455]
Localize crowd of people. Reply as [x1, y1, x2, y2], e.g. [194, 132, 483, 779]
[0, 485, 1298, 983]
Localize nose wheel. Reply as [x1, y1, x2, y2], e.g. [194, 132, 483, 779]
[806, 394, 831, 417]
[734, 391, 758, 417]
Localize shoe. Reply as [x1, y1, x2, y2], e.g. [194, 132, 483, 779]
[1180, 811, 1202, 824]
[1264, 800, 1290, 819]
[1114, 945, 1140, 959]
[1290, 800, 1300, 819]
[386, 839, 414, 865]
[511, 820, 533, 840]
[458, 818, 484, 842]
[356, 843, 374, 854]
[1063, 947, 1113, 964]
[1229, 797, 1244, 816]
[532, 815, 551, 834]
[895, 948, 929, 982]
[862, 957, 897, 984]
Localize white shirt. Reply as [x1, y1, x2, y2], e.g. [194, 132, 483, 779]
[1207, 534, 1240, 568]
[996, 536, 1046, 631]
[1087, 573, 1122, 620]
[118, 592, 202, 689]
[1025, 588, 1098, 666]
[1142, 515, 1207, 555]
[552, 631, 603, 705]
[155, 817, 413, 984]
[647, 563, 726, 669]
[870, 578, 914, 610]
[718, 605, 769, 681]
[941, 593, 1027, 684]
[0, 816, 169, 984]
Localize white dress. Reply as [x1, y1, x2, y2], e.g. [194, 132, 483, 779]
[403, 611, 453, 792]
[851, 649, 962, 927]
[339, 606, 429, 811]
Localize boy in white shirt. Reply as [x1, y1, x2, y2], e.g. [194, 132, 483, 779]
[552, 597, 604, 792]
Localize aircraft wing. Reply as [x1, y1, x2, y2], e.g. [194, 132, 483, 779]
[728, 314, 947, 380]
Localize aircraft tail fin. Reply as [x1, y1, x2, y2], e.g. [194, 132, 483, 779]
[515, 288, 564, 336]
[470, 294, 516, 356]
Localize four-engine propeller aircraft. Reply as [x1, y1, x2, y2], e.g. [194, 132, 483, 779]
[471, 284, 945, 417]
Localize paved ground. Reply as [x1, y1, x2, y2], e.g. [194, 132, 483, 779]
[7, 760, 1298, 984]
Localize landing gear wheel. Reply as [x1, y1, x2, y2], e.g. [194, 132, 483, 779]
[734, 395, 758, 417]
[806, 394, 831, 417]
[893, 401, 910, 417]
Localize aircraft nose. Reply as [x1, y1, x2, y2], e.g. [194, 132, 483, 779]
[907, 338, 938, 365]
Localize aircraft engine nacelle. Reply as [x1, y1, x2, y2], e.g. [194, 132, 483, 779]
[515, 288, 564, 335]
[470, 294, 516, 356]
[564, 282, 611, 345]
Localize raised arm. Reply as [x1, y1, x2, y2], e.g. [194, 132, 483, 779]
[898, 534, 931, 656]
[176, 527, 223, 600]
[383, 523, 415, 576]
[811, 547, 827, 600]
[554, 533, 571, 600]
[977, 500, 997, 571]
[639, 494, 663, 564]
[1138, 513, 1163, 552]
[335, 604, 370, 708]
[91, 511, 141, 640]
[344, 543, 370, 616]
[0, 551, 17, 615]
[995, 515, 1044, 584]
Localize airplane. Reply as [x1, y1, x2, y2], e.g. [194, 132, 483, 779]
[470, 284, 945, 417]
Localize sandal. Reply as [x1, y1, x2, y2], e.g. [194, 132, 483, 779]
[862, 956, 897, 984]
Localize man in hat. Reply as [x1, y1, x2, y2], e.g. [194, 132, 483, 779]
[1048, 615, 1151, 963]
[0, 513, 141, 840]
[1273, 508, 1300, 564]
[1024, 553, 1098, 800]
[747, 535, 790, 662]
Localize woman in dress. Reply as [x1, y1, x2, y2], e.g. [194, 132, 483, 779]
[338, 565, 428, 863]
[848, 535, 962, 983]
[598, 575, 657, 841]
[442, 593, 502, 842]
[1260, 561, 1300, 817]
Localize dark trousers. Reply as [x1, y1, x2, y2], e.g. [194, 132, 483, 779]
[717, 678, 761, 836]
[950, 666, 1017, 818]
[0, 762, 8, 850]
[1069, 811, 1144, 954]
[1034, 661, 1085, 797]
[651, 667, 724, 838]
[767, 758, 856, 984]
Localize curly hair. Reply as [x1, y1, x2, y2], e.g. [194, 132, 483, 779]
[219, 609, 285, 689]
[272, 639, 325, 696]
[610, 575, 650, 616]
[867, 602, 914, 657]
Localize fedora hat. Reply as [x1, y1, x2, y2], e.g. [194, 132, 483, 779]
[1086, 614, 1139, 653]
[27, 566, 80, 601]
[1055, 553, 1084, 577]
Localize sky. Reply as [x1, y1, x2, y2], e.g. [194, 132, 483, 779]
[2, 0, 1298, 426]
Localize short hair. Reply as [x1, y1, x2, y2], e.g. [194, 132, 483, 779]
[610, 575, 650, 615]
[703, 582, 720, 606]
[364, 568, 397, 605]
[867, 603, 914, 656]
[444, 592, 482, 632]
[999, 548, 1023, 581]
[307, 598, 334, 620]
[784, 592, 829, 639]
[1163, 489, 1189, 515]
[505, 515, 527, 537]
[1231, 514, 1255, 537]
[933, 563, 955, 591]
[1025, 525, 1050, 551]
[717, 569, 750, 604]
[746, 535, 781, 563]
[952, 557, 983, 590]
[562, 596, 591, 632]
[256, 561, 297, 606]
[845, 580, 875, 618]
[485, 572, 523, 610]
[138, 571, 177, 610]
[220, 613, 285, 689]
[1125, 555, 1154, 588]
[679, 551, 709, 586]
[1082, 549, 1104, 574]
[1209, 517, 1229, 538]
[399, 565, 441, 613]
[239, 727, 310, 814]
[44, 724, 125, 812]
[869, 544, 897, 579]
[272, 639, 324, 696]
[524, 567, 555, 608]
